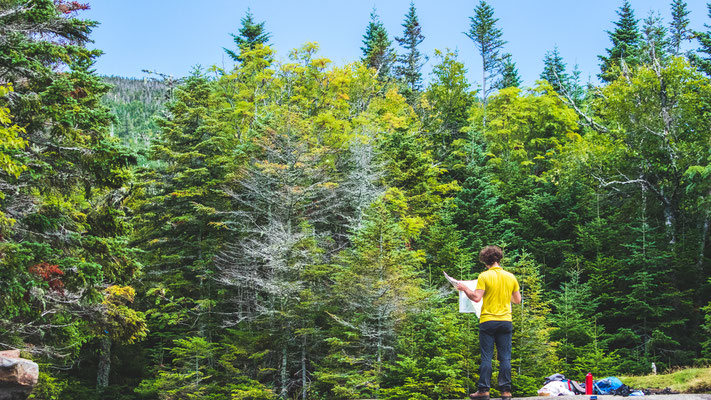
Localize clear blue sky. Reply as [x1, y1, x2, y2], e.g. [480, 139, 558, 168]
[84, 0, 709, 88]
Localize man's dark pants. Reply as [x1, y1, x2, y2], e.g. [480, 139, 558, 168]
[478, 320, 513, 392]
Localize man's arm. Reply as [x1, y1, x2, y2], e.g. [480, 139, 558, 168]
[511, 291, 522, 304]
[456, 282, 484, 303]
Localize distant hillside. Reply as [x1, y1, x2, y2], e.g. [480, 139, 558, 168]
[102, 75, 168, 157]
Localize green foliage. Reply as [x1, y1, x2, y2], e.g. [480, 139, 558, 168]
[380, 297, 475, 400]
[7, 2, 711, 398]
[423, 49, 476, 176]
[669, 0, 691, 55]
[550, 266, 598, 375]
[0, 0, 141, 377]
[0, 84, 26, 179]
[496, 53, 522, 90]
[224, 9, 271, 62]
[599, 0, 641, 81]
[101, 76, 168, 161]
[466, 0, 507, 102]
[540, 46, 569, 94]
[691, 3, 711, 76]
[395, 2, 427, 105]
[361, 9, 396, 78]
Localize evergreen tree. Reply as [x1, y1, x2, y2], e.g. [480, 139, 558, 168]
[0, 84, 26, 182]
[395, 1, 427, 105]
[508, 252, 558, 395]
[132, 71, 233, 395]
[599, 0, 641, 82]
[640, 11, 670, 65]
[0, 0, 144, 392]
[224, 9, 271, 62]
[379, 296, 475, 400]
[466, 0, 507, 113]
[314, 195, 424, 399]
[690, 3, 711, 76]
[424, 50, 476, 175]
[362, 9, 396, 78]
[669, 0, 691, 55]
[496, 53, 522, 89]
[569, 63, 585, 103]
[702, 287, 711, 359]
[550, 266, 598, 376]
[540, 46, 570, 94]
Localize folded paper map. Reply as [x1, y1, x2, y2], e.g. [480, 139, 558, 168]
[443, 271, 482, 317]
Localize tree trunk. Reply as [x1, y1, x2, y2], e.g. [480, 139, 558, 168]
[301, 336, 307, 400]
[482, 55, 487, 128]
[699, 208, 710, 271]
[281, 345, 288, 398]
[96, 336, 111, 389]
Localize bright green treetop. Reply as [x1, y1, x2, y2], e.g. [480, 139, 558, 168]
[599, 0, 641, 82]
[361, 8, 396, 78]
[669, 0, 691, 55]
[224, 9, 271, 62]
[466, 0, 507, 104]
[395, 2, 427, 104]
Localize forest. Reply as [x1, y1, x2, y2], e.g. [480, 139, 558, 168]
[1, 0, 711, 399]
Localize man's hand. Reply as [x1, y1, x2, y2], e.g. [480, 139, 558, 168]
[457, 282, 484, 303]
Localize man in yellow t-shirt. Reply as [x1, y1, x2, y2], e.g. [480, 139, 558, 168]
[457, 245, 521, 400]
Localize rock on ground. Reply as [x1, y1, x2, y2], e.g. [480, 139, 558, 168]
[0, 350, 39, 400]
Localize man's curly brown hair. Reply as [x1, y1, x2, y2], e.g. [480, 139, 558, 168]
[479, 245, 503, 266]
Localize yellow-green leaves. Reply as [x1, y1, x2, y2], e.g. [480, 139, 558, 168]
[0, 84, 27, 179]
[471, 83, 579, 182]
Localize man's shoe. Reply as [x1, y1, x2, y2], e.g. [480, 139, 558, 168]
[470, 391, 490, 400]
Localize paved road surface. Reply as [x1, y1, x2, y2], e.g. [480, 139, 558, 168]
[483, 396, 711, 400]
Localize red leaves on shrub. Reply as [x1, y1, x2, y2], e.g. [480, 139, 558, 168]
[54, 1, 90, 14]
[29, 262, 65, 293]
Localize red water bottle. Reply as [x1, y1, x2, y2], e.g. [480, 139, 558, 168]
[586, 373, 593, 395]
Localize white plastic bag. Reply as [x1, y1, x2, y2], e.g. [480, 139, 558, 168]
[537, 381, 575, 396]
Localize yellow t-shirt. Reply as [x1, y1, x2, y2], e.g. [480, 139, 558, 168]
[475, 265, 520, 323]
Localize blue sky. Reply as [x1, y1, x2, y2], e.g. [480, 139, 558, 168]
[85, 0, 709, 88]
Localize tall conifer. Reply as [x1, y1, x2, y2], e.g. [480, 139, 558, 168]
[599, 0, 641, 82]
[395, 2, 427, 104]
[540, 46, 569, 93]
[669, 0, 691, 55]
[466, 0, 506, 115]
[361, 9, 396, 78]
[641, 11, 670, 64]
[497, 53, 522, 89]
[224, 9, 271, 62]
[690, 4, 711, 76]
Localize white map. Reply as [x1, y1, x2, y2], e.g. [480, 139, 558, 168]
[443, 271, 482, 317]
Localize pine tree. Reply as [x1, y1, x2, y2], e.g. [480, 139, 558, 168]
[509, 252, 558, 395]
[395, 1, 427, 105]
[669, 0, 691, 55]
[550, 266, 598, 376]
[314, 196, 424, 399]
[540, 46, 569, 94]
[132, 71, 233, 394]
[599, 0, 641, 82]
[224, 9, 271, 62]
[640, 11, 670, 65]
[0, 0, 143, 390]
[362, 9, 396, 78]
[466, 0, 507, 113]
[690, 3, 711, 76]
[496, 53, 522, 89]
[424, 50, 476, 174]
